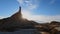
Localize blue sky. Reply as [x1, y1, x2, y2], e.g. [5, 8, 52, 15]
[0, 0, 60, 22]
[0, 0, 19, 17]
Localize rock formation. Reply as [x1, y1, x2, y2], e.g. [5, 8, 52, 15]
[0, 7, 35, 32]
[0, 7, 60, 34]
[35, 21, 60, 34]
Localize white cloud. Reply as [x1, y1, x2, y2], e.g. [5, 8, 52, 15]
[17, 0, 60, 23]
[17, 0, 24, 4]
[28, 4, 37, 9]
[29, 15, 60, 23]
[50, 0, 56, 4]
[0, 16, 4, 19]
[21, 10, 60, 23]
[17, 0, 38, 10]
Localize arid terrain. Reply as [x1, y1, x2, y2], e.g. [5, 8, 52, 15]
[0, 7, 60, 34]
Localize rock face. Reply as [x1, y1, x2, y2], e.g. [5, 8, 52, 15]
[0, 7, 60, 34]
[0, 7, 35, 32]
[35, 21, 60, 34]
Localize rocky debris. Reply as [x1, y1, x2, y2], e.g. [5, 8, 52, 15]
[0, 7, 60, 34]
[0, 7, 35, 32]
[35, 21, 60, 34]
[40, 32, 50, 34]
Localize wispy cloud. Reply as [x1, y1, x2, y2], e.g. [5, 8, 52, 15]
[50, 0, 56, 4]
[22, 10, 60, 23]
[29, 15, 60, 22]
[17, 0, 60, 23]
[17, 0, 24, 4]
[0, 16, 4, 19]
[17, 0, 38, 10]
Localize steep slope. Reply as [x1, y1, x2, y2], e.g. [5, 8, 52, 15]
[0, 7, 36, 32]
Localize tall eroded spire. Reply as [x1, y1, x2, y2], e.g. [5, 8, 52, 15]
[19, 6, 21, 13]
[11, 6, 22, 20]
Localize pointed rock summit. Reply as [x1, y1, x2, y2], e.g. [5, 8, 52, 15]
[11, 7, 22, 21]
[0, 7, 60, 34]
[0, 7, 35, 32]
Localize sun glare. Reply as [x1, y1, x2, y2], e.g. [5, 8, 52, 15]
[21, 10, 31, 20]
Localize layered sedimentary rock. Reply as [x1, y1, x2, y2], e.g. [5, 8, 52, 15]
[0, 7, 60, 34]
[0, 7, 35, 32]
[35, 21, 60, 34]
